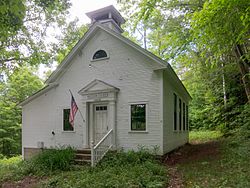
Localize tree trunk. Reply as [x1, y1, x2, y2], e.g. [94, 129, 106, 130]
[235, 45, 250, 103]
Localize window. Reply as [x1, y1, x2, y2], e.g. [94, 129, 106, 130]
[174, 93, 177, 131]
[63, 109, 73, 131]
[92, 50, 108, 60]
[131, 104, 146, 131]
[183, 103, 186, 131]
[179, 99, 182, 131]
[186, 105, 189, 130]
[96, 106, 107, 111]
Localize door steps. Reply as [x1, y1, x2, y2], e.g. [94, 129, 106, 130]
[74, 149, 91, 165]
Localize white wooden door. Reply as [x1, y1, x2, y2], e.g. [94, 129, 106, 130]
[94, 105, 108, 144]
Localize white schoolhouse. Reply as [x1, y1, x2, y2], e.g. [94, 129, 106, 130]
[20, 5, 191, 165]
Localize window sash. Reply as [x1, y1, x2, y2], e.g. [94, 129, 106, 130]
[174, 93, 177, 131]
[183, 103, 186, 131]
[63, 109, 73, 131]
[179, 99, 182, 131]
[131, 104, 146, 131]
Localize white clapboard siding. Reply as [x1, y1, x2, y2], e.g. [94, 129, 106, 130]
[22, 29, 164, 154]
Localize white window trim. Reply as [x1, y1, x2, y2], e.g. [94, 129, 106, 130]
[62, 108, 75, 132]
[128, 101, 148, 133]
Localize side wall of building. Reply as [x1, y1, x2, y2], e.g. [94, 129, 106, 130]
[162, 69, 189, 154]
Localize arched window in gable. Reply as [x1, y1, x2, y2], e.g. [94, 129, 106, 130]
[92, 50, 108, 60]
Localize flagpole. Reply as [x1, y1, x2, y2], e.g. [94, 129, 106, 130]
[69, 89, 85, 123]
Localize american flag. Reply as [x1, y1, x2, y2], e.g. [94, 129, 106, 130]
[69, 93, 78, 127]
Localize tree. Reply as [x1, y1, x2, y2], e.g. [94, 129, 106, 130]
[118, 0, 249, 131]
[191, 0, 250, 102]
[53, 19, 88, 64]
[0, 0, 71, 71]
[0, 67, 43, 156]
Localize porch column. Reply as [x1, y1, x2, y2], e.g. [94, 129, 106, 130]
[82, 102, 88, 148]
[109, 101, 116, 148]
[89, 103, 94, 146]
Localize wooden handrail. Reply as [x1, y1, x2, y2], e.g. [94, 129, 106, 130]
[91, 129, 113, 167]
[94, 129, 113, 150]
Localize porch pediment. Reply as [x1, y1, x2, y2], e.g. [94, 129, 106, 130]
[78, 79, 119, 95]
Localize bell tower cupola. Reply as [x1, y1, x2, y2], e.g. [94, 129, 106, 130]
[86, 5, 125, 34]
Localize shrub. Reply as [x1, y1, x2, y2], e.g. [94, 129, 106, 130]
[99, 148, 155, 168]
[30, 147, 75, 173]
[0, 156, 23, 182]
[42, 149, 168, 188]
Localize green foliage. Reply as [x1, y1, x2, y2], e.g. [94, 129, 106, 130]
[118, 0, 249, 131]
[0, 67, 43, 156]
[0, 148, 75, 184]
[0, 156, 23, 183]
[29, 147, 75, 173]
[98, 149, 155, 168]
[54, 20, 88, 64]
[42, 150, 167, 188]
[0, 0, 72, 70]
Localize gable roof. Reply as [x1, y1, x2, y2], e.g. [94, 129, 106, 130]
[20, 22, 191, 107]
[45, 22, 167, 84]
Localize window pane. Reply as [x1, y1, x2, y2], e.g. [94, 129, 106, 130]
[179, 99, 182, 131]
[131, 104, 146, 131]
[93, 50, 107, 59]
[174, 93, 177, 131]
[186, 105, 189, 130]
[183, 103, 186, 131]
[63, 109, 73, 131]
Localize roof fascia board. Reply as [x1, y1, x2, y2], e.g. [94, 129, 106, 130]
[98, 24, 168, 68]
[19, 82, 59, 106]
[165, 64, 192, 100]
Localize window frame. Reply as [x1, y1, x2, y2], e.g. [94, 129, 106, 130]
[62, 108, 75, 132]
[91, 49, 109, 62]
[129, 102, 148, 133]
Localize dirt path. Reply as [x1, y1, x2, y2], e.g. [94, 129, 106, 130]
[163, 141, 220, 188]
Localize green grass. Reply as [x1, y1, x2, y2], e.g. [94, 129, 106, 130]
[189, 130, 222, 142]
[180, 129, 250, 188]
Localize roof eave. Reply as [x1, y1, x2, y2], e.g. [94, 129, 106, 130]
[19, 83, 59, 107]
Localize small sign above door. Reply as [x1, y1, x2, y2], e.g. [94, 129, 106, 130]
[87, 92, 109, 100]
